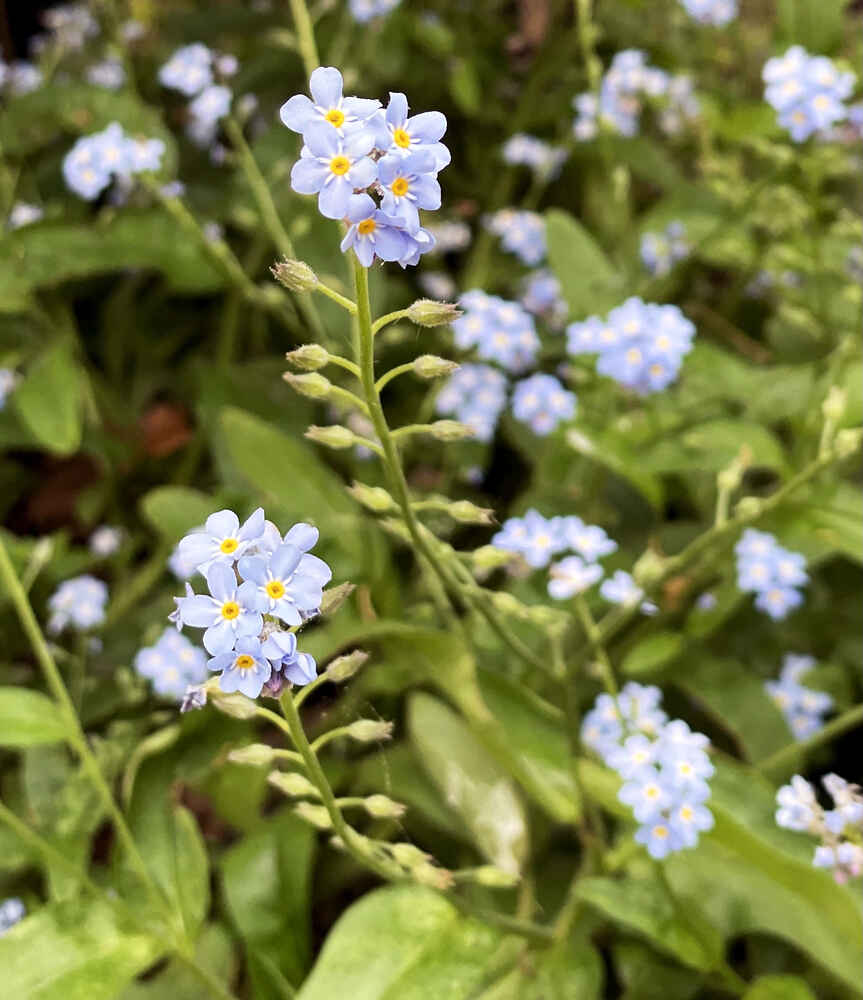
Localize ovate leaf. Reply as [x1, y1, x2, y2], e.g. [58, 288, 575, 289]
[13, 340, 83, 455]
[0, 688, 67, 747]
[545, 209, 621, 318]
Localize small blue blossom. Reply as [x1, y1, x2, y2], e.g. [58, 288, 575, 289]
[158, 42, 214, 97]
[89, 525, 124, 557]
[48, 575, 108, 633]
[135, 628, 208, 700]
[425, 220, 471, 255]
[492, 509, 566, 569]
[178, 508, 266, 575]
[763, 47, 856, 142]
[0, 368, 19, 409]
[187, 84, 232, 147]
[501, 134, 567, 179]
[238, 541, 331, 626]
[374, 91, 450, 169]
[280, 66, 380, 141]
[62, 123, 164, 201]
[340, 194, 413, 266]
[5, 62, 42, 95]
[635, 820, 685, 859]
[261, 630, 317, 686]
[173, 563, 262, 655]
[349, 0, 402, 22]
[559, 516, 618, 562]
[378, 151, 441, 232]
[7, 202, 43, 230]
[765, 653, 833, 741]
[600, 570, 657, 614]
[735, 529, 807, 620]
[520, 270, 567, 325]
[87, 58, 126, 89]
[486, 209, 546, 266]
[512, 373, 576, 436]
[435, 363, 508, 442]
[547, 555, 603, 600]
[679, 0, 737, 25]
[0, 897, 25, 937]
[640, 222, 689, 277]
[208, 636, 271, 698]
[291, 123, 377, 220]
[453, 291, 540, 373]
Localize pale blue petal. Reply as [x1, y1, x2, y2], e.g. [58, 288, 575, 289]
[279, 94, 316, 132]
[309, 66, 343, 108]
[205, 509, 239, 538]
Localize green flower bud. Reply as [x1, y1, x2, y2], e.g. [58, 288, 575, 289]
[632, 549, 667, 589]
[272, 258, 318, 292]
[364, 794, 407, 819]
[735, 496, 763, 519]
[345, 719, 394, 743]
[320, 581, 355, 616]
[413, 355, 460, 378]
[294, 802, 332, 829]
[835, 427, 863, 458]
[269, 771, 320, 798]
[447, 500, 496, 525]
[413, 862, 454, 890]
[406, 299, 462, 327]
[228, 744, 279, 766]
[822, 386, 847, 423]
[348, 481, 396, 512]
[390, 843, 430, 867]
[286, 344, 331, 371]
[472, 545, 515, 572]
[209, 687, 258, 719]
[471, 865, 521, 888]
[428, 419, 475, 441]
[283, 372, 332, 399]
[305, 424, 356, 449]
[325, 649, 369, 683]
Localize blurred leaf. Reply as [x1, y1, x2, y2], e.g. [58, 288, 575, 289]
[408, 692, 528, 875]
[449, 59, 481, 114]
[546, 209, 621, 318]
[139, 487, 216, 541]
[622, 632, 684, 677]
[761, 482, 863, 565]
[643, 419, 788, 475]
[613, 940, 703, 1000]
[476, 939, 603, 999]
[742, 976, 817, 1000]
[0, 899, 162, 999]
[0, 687, 68, 747]
[221, 808, 316, 991]
[777, 0, 847, 52]
[119, 923, 235, 1000]
[296, 885, 518, 1000]
[576, 876, 723, 972]
[13, 340, 83, 455]
[566, 426, 663, 509]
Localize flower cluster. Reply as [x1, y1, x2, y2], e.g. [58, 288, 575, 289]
[42, 3, 99, 50]
[283, 67, 448, 267]
[135, 628, 208, 701]
[47, 575, 108, 634]
[86, 58, 126, 90]
[159, 43, 236, 149]
[485, 209, 546, 266]
[639, 222, 689, 277]
[520, 270, 567, 325]
[171, 509, 329, 698]
[735, 529, 807, 620]
[583, 683, 714, 858]
[679, 0, 737, 26]
[763, 47, 856, 142]
[0, 59, 42, 96]
[435, 363, 508, 442]
[512, 374, 576, 436]
[776, 774, 863, 883]
[425, 219, 472, 255]
[567, 297, 695, 394]
[765, 654, 832, 740]
[453, 290, 540, 372]
[0, 897, 25, 937]
[501, 134, 567, 179]
[63, 122, 165, 201]
[0, 369, 19, 410]
[350, 0, 402, 20]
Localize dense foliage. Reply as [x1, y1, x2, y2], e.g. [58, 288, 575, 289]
[0, 1, 861, 998]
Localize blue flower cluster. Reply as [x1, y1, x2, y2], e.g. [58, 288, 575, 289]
[453, 290, 540, 373]
[485, 210, 546, 266]
[283, 67, 448, 267]
[87, 58, 126, 90]
[735, 529, 807, 620]
[763, 47, 856, 142]
[434, 363, 508, 442]
[520, 270, 568, 326]
[47, 575, 108, 634]
[765, 654, 832, 740]
[135, 628, 208, 701]
[512, 373, 576, 436]
[679, 0, 737, 26]
[639, 222, 689, 277]
[0, 897, 25, 937]
[501, 134, 567, 179]
[0, 369, 19, 410]
[63, 122, 165, 200]
[582, 684, 714, 859]
[159, 43, 236, 148]
[567, 297, 695, 394]
[171, 509, 329, 698]
[349, 0, 401, 20]
[776, 774, 863, 883]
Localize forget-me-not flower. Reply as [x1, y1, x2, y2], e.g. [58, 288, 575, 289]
[174, 563, 262, 655]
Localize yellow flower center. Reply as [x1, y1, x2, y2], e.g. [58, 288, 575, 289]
[357, 218, 377, 235]
[649, 363, 665, 377]
[392, 127, 411, 148]
[680, 806, 693, 821]
[645, 785, 659, 799]
[329, 155, 351, 176]
[626, 348, 642, 364]
[325, 108, 345, 128]
[220, 601, 240, 621]
[653, 824, 669, 839]
[234, 654, 255, 670]
[390, 177, 410, 197]
[266, 580, 286, 600]
[220, 537, 239, 554]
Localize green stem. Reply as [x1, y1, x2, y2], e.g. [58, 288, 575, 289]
[315, 282, 357, 315]
[375, 362, 415, 394]
[288, 0, 321, 77]
[759, 703, 863, 778]
[371, 309, 410, 335]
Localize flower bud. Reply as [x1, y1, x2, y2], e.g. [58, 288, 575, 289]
[491, 591, 527, 617]
[471, 865, 521, 888]
[348, 481, 396, 512]
[406, 299, 462, 327]
[632, 549, 666, 589]
[228, 744, 279, 766]
[345, 719, 394, 743]
[447, 500, 496, 525]
[428, 420, 475, 441]
[364, 794, 407, 819]
[269, 771, 320, 798]
[294, 802, 332, 829]
[320, 581, 355, 615]
[390, 843, 430, 867]
[413, 355, 460, 379]
[413, 862, 454, 890]
[283, 372, 332, 399]
[472, 545, 515, 572]
[735, 496, 763, 519]
[822, 386, 847, 423]
[209, 687, 258, 719]
[379, 519, 411, 542]
[835, 427, 863, 458]
[286, 344, 331, 371]
[527, 605, 566, 628]
[305, 424, 356, 449]
[272, 258, 318, 292]
[325, 649, 369, 683]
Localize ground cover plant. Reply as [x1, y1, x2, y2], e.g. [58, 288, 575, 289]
[0, 0, 861, 997]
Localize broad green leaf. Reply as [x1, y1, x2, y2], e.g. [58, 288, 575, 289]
[297, 885, 518, 1000]
[408, 693, 528, 875]
[613, 940, 703, 1000]
[13, 340, 83, 455]
[777, 0, 847, 52]
[761, 482, 863, 565]
[139, 487, 216, 541]
[545, 209, 621, 318]
[475, 939, 603, 999]
[622, 632, 684, 677]
[743, 976, 817, 1000]
[0, 687, 67, 747]
[119, 923, 235, 1000]
[576, 876, 723, 972]
[642, 419, 788, 475]
[0, 899, 163, 1000]
[221, 809, 316, 990]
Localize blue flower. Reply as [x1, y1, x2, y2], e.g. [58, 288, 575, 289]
[512, 373, 576, 436]
[435, 363, 508, 442]
[208, 636, 271, 698]
[290, 123, 377, 220]
[607, 733, 657, 780]
[280, 66, 381, 140]
[87, 59, 126, 90]
[547, 555, 603, 600]
[619, 774, 672, 823]
[453, 291, 540, 373]
[486, 209, 546, 266]
[501, 134, 567, 178]
[492, 509, 566, 569]
[340, 193, 412, 267]
[559, 516, 618, 561]
[173, 563, 262, 655]
[735, 529, 807, 619]
[178, 508, 266, 574]
[135, 628, 208, 700]
[187, 84, 232, 146]
[261, 630, 317, 686]
[635, 820, 685, 859]
[377, 151, 441, 232]
[640, 222, 689, 276]
[765, 653, 833, 741]
[374, 91, 450, 169]
[62, 136, 112, 200]
[679, 0, 738, 26]
[600, 570, 657, 614]
[0, 897, 25, 937]
[349, 0, 402, 22]
[520, 270, 567, 324]
[239, 541, 331, 626]
[667, 800, 714, 848]
[763, 47, 856, 142]
[62, 123, 164, 201]
[158, 43, 214, 97]
[47, 575, 108, 633]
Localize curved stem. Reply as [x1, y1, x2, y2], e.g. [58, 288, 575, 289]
[759, 703, 863, 778]
[315, 282, 358, 315]
[375, 362, 415, 394]
[371, 309, 410, 335]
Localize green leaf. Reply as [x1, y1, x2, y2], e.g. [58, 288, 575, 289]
[566, 426, 663, 509]
[761, 482, 863, 565]
[545, 209, 621, 318]
[0, 688, 68, 747]
[296, 885, 518, 1000]
[743, 976, 817, 1000]
[139, 487, 216, 541]
[118, 924, 235, 1000]
[622, 632, 684, 677]
[576, 876, 723, 972]
[643, 419, 788, 475]
[0, 899, 162, 1000]
[13, 340, 83, 455]
[777, 0, 847, 52]
[475, 939, 603, 999]
[408, 693, 528, 875]
[221, 809, 316, 990]
[613, 940, 703, 1000]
